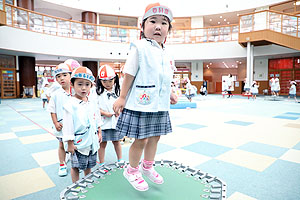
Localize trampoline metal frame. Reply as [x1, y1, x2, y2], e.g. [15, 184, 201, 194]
[60, 160, 227, 200]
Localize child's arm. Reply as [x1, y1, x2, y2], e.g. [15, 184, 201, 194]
[98, 127, 102, 143]
[100, 109, 114, 118]
[67, 141, 76, 154]
[170, 92, 178, 104]
[62, 109, 76, 153]
[50, 113, 63, 131]
[113, 73, 135, 116]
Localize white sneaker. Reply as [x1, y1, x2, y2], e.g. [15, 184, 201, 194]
[123, 167, 149, 191]
[139, 164, 164, 184]
[58, 165, 67, 177]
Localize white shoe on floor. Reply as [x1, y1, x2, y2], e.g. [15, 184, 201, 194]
[58, 165, 67, 177]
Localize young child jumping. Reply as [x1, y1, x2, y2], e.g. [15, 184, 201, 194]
[62, 66, 102, 183]
[113, 3, 178, 192]
[47, 63, 72, 176]
[96, 65, 123, 165]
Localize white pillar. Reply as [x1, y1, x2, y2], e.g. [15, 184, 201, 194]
[246, 41, 251, 87]
[250, 44, 254, 84]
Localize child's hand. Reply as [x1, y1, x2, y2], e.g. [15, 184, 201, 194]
[67, 142, 77, 154]
[170, 93, 178, 104]
[113, 97, 126, 117]
[54, 122, 63, 131]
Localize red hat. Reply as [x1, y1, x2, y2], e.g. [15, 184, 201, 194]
[54, 63, 72, 76]
[64, 59, 80, 71]
[98, 65, 116, 80]
[71, 66, 95, 82]
[142, 3, 173, 22]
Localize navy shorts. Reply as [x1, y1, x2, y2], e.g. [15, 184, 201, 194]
[71, 150, 97, 170]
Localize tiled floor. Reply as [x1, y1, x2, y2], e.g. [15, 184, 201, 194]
[0, 95, 300, 200]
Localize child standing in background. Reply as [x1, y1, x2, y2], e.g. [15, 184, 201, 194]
[62, 66, 102, 183]
[47, 63, 72, 176]
[250, 81, 259, 100]
[113, 3, 177, 192]
[96, 65, 123, 165]
[288, 81, 297, 102]
[41, 83, 49, 108]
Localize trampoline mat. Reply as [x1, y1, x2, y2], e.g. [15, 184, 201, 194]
[60, 160, 226, 200]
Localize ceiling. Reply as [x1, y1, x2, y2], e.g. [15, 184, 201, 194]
[203, 58, 246, 69]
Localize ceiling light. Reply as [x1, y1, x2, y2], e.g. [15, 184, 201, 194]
[232, 64, 234, 67]
[218, 22, 220, 24]
[220, 16, 223, 18]
[227, 22, 230, 24]
[210, 63, 212, 65]
[224, 19, 226, 21]
[210, 19, 212, 21]
[237, 14, 239, 16]
[206, 65, 209, 67]
[236, 61, 239, 63]
[239, 61, 242, 64]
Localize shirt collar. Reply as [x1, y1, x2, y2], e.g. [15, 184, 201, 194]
[145, 38, 165, 49]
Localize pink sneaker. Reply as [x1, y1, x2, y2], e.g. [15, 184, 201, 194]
[123, 166, 149, 191]
[139, 164, 164, 184]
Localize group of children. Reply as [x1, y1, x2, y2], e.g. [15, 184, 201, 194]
[44, 3, 178, 193]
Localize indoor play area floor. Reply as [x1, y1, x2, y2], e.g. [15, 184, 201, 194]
[0, 94, 300, 200]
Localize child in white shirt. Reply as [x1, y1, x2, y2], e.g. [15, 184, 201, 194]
[113, 3, 177, 192]
[96, 65, 123, 165]
[288, 81, 297, 102]
[62, 66, 102, 183]
[48, 63, 72, 176]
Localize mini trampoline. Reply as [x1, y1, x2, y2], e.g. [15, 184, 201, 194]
[170, 97, 197, 109]
[60, 160, 226, 200]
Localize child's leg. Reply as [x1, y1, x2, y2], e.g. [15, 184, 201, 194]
[71, 168, 80, 183]
[58, 141, 66, 164]
[124, 138, 149, 191]
[84, 168, 91, 176]
[112, 140, 122, 161]
[144, 136, 160, 161]
[98, 141, 107, 164]
[129, 138, 148, 168]
[141, 136, 164, 184]
[57, 141, 67, 176]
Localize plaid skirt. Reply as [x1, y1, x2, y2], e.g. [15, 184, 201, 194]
[102, 129, 123, 142]
[116, 108, 172, 139]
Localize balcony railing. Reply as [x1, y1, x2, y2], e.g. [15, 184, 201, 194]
[5, 4, 239, 44]
[239, 10, 300, 38]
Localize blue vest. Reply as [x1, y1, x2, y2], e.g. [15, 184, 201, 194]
[64, 99, 99, 154]
[125, 39, 175, 112]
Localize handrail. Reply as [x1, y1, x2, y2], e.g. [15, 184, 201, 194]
[239, 9, 299, 38]
[5, 4, 239, 44]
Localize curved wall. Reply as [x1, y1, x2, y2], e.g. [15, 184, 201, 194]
[1, 26, 298, 62]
